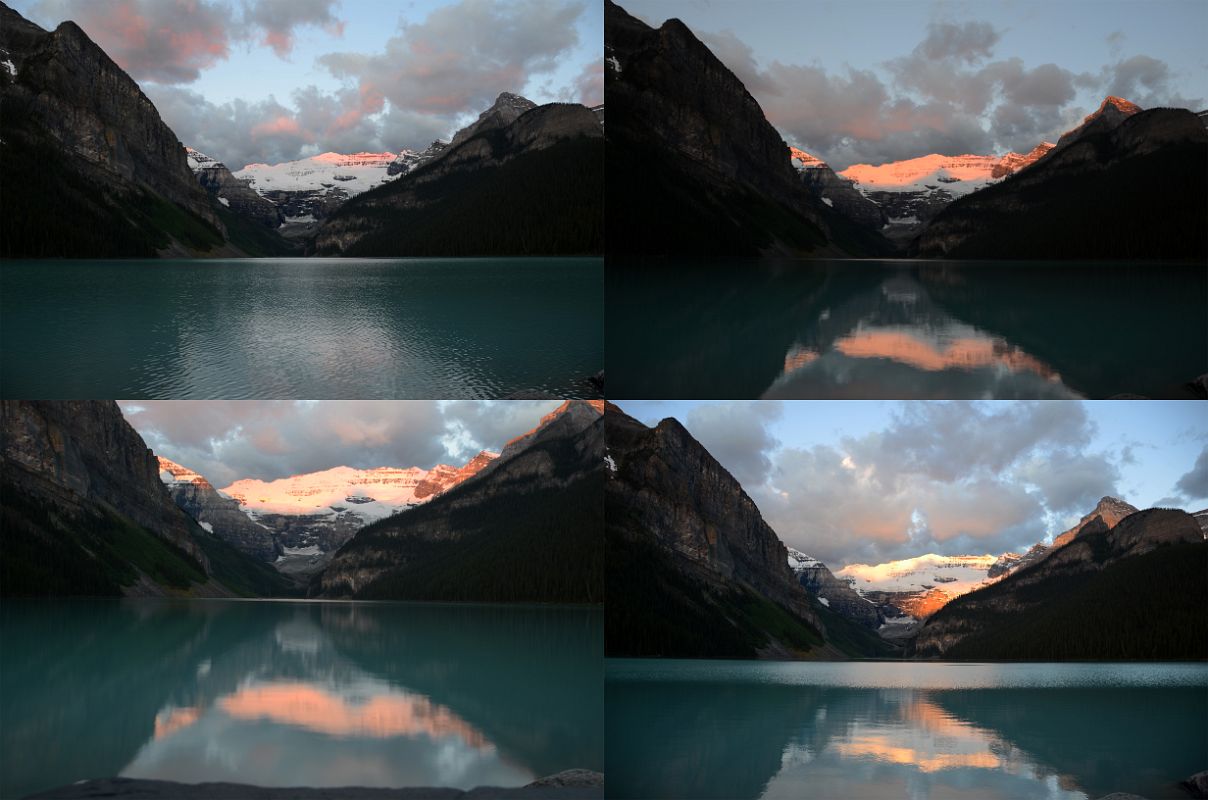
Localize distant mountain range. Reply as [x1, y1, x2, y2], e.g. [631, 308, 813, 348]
[2, 400, 603, 605]
[605, 0, 1207, 260]
[156, 451, 498, 571]
[0, 1, 602, 258]
[603, 404, 1207, 661]
[793, 143, 1054, 243]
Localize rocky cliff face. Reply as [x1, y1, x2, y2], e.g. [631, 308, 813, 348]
[1051, 95, 1140, 151]
[0, 2, 232, 256]
[1050, 496, 1138, 549]
[185, 147, 282, 228]
[313, 94, 603, 256]
[157, 456, 280, 561]
[386, 140, 448, 176]
[606, 405, 817, 631]
[604, 1, 888, 257]
[792, 148, 886, 231]
[914, 506, 1203, 657]
[912, 98, 1208, 259]
[787, 549, 880, 628]
[448, 91, 537, 148]
[2, 401, 206, 567]
[314, 401, 604, 599]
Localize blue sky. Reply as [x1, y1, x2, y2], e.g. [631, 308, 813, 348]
[613, 400, 1208, 567]
[624, 0, 1206, 168]
[14, 0, 603, 169]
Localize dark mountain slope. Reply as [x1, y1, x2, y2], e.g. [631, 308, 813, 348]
[913, 99, 1208, 259]
[0, 2, 240, 257]
[313, 99, 603, 256]
[604, 0, 891, 258]
[313, 401, 604, 603]
[914, 508, 1206, 659]
[605, 404, 834, 659]
[0, 401, 293, 597]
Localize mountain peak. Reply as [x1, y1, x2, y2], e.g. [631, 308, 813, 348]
[157, 455, 212, 489]
[1054, 96, 1143, 149]
[1100, 95, 1142, 115]
[493, 91, 534, 108]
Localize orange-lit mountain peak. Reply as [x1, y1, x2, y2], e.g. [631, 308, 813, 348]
[157, 456, 212, 489]
[789, 146, 826, 170]
[1099, 95, 1142, 115]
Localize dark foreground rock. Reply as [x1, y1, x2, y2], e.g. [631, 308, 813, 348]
[26, 772, 604, 800]
[1184, 769, 1208, 799]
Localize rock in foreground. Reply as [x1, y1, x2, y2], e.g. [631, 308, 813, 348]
[26, 772, 605, 800]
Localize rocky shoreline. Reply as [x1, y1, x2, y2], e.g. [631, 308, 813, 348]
[26, 771, 604, 800]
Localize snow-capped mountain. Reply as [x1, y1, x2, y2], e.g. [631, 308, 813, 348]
[219, 454, 497, 552]
[234, 151, 415, 224]
[834, 145, 1053, 235]
[838, 553, 1000, 594]
[835, 553, 1007, 618]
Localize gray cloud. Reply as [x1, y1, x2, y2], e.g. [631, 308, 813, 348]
[686, 17, 1200, 168]
[683, 401, 783, 488]
[1175, 446, 1208, 501]
[119, 400, 557, 488]
[918, 20, 999, 64]
[673, 401, 1123, 568]
[30, 0, 594, 168]
[240, 0, 344, 57]
[1103, 54, 1202, 109]
[29, 0, 344, 83]
[319, 0, 584, 124]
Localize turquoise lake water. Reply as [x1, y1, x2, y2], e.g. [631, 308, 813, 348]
[606, 259, 1207, 399]
[0, 600, 603, 798]
[606, 658, 1208, 799]
[0, 258, 602, 399]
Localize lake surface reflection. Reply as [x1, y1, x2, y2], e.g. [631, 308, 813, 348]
[606, 259, 1207, 399]
[0, 258, 603, 399]
[0, 600, 603, 798]
[606, 659, 1208, 800]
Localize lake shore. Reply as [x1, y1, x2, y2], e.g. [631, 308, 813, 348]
[26, 771, 605, 800]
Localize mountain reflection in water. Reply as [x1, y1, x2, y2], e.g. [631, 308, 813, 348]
[605, 660, 1208, 800]
[606, 259, 1207, 399]
[0, 600, 603, 798]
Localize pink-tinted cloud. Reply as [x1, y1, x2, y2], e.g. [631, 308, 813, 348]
[29, 0, 345, 82]
[319, 0, 584, 128]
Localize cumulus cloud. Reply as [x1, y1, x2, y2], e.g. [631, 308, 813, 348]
[240, 0, 344, 58]
[166, 0, 589, 167]
[316, 0, 584, 137]
[672, 401, 1123, 568]
[119, 400, 557, 488]
[1102, 54, 1202, 109]
[687, 17, 1200, 168]
[1174, 446, 1208, 501]
[29, 0, 344, 82]
[683, 401, 783, 488]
